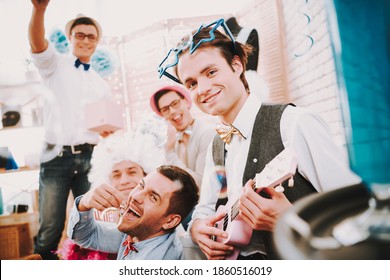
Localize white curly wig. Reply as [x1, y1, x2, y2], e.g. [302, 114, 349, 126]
[88, 130, 165, 187]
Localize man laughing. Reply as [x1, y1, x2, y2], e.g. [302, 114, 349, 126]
[67, 165, 199, 260]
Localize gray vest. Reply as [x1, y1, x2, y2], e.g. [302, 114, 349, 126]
[212, 104, 317, 258]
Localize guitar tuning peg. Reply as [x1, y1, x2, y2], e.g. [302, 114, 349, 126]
[275, 184, 284, 193]
[288, 176, 294, 187]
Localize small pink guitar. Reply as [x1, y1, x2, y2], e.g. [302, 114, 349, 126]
[212, 147, 298, 260]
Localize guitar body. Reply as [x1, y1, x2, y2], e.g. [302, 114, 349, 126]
[211, 147, 298, 260]
[215, 203, 253, 260]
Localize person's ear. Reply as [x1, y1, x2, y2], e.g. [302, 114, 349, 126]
[162, 214, 181, 230]
[231, 55, 243, 74]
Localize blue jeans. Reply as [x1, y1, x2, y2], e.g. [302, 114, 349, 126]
[34, 147, 93, 259]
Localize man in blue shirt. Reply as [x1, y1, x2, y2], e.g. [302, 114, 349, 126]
[67, 165, 199, 260]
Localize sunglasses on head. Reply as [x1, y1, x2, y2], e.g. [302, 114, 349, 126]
[157, 18, 236, 84]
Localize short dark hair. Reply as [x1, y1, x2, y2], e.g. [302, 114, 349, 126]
[70, 17, 99, 37]
[154, 90, 185, 112]
[175, 27, 253, 93]
[157, 165, 199, 223]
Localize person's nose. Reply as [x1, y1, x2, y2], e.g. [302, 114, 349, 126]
[130, 188, 144, 205]
[168, 105, 179, 116]
[196, 77, 212, 97]
[120, 174, 137, 187]
[80, 36, 93, 45]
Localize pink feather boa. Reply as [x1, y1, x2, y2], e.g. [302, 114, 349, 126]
[57, 239, 117, 260]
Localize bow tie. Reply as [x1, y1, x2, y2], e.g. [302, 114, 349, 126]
[74, 58, 90, 71]
[216, 124, 245, 144]
[122, 235, 138, 257]
[176, 127, 192, 142]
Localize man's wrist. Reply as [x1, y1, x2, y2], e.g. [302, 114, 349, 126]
[75, 195, 89, 212]
[33, 6, 47, 13]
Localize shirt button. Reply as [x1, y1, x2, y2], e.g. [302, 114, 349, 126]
[74, 170, 78, 174]
[253, 158, 258, 163]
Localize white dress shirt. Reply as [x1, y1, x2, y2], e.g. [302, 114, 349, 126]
[31, 43, 111, 149]
[166, 118, 216, 187]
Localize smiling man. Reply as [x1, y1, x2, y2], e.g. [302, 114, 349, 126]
[150, 86, 215, 190]
[59, 132, 163, 260]
[28, 0, 112, 259]
[67, 165, 199, 260]
[158, 19, 361, 260]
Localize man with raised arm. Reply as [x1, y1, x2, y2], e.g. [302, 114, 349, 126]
[29, 0, 112, 259]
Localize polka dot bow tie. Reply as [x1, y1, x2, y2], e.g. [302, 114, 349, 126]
[122, 235, 138, 257]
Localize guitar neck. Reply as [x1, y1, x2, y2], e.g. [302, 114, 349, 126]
[227, 148, 297, 221]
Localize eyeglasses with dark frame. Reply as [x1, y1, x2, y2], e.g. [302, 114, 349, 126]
[157, 18, 236, 84]
[159, 98, 182, 115]
[71, 32, 98, 42]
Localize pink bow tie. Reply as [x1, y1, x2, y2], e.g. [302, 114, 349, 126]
[122, 235, 138, 257]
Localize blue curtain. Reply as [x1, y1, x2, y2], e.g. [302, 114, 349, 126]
[326, 0, 390, 186]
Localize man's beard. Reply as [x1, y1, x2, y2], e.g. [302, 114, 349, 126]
[119, 219, 164, 242]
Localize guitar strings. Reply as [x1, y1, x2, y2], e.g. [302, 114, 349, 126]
[221, 178, 258, 229]
[216, 149, 295, 240]
[223, 175, 292, 228]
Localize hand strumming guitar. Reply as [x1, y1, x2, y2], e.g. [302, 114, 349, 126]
[190, 213, 235, 260]
[239, 179, 293, 232]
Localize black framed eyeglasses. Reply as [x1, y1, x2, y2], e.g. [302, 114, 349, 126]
[159, 98, 182, 115]
[71, 32, 98, 42]
[157, 18, 236, 84]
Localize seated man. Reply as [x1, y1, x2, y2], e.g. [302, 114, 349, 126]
[59, 132, 163, 259]
[67, 165, 199, 260]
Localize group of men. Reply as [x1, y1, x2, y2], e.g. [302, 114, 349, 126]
[28, 0, 360, 260]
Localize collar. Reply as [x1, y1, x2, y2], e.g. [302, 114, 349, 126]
[176, 119, 195, 142]
[70, 53, 91, 65]
[231, 93, 262, 139]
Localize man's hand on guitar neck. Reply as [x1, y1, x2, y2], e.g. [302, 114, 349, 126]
[190, 214, 235, 260]
[239, 179, 293, 232]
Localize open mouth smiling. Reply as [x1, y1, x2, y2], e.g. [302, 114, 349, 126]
[126, 206, 142, 218]
[172, 114, 182, 122]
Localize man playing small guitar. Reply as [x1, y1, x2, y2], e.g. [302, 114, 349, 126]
[157, 18, 361, 259]
[212, 148, 298, 259]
